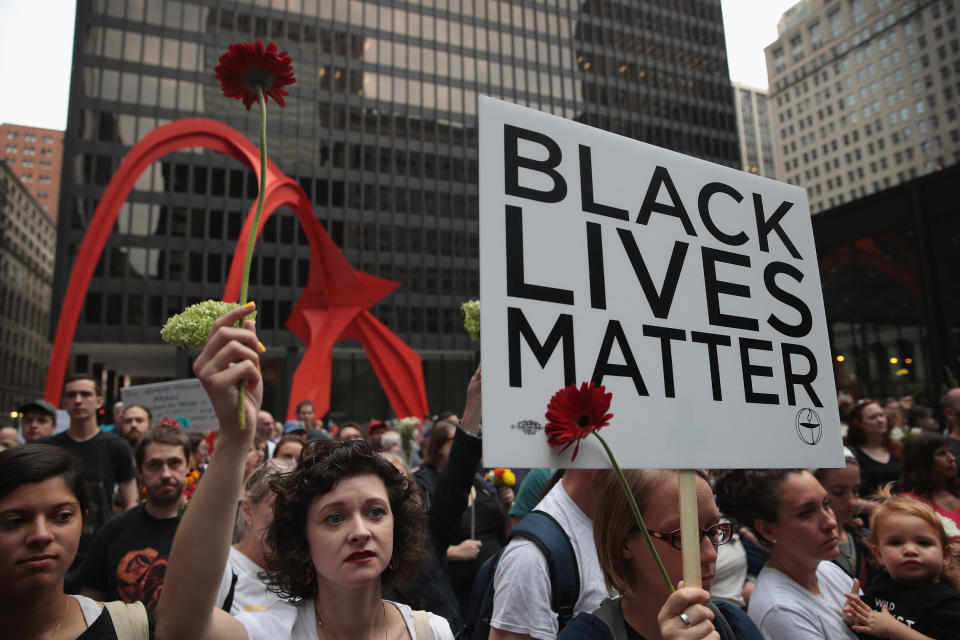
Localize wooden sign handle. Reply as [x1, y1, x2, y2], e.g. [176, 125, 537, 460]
[679, 469, 701, 589]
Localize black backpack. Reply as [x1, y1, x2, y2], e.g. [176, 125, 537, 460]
[464, 510, 579, 640]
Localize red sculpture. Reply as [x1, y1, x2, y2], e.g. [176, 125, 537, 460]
[46, 118, 428, 421]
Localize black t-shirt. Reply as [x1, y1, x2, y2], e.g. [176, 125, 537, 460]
[78, 504, 179, 612]
[849, 445, 900, 498]
[77, 605, 156, 639]
[860, 572, 960, 639]
[43, 431, 135, 569]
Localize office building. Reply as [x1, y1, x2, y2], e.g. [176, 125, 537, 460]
[814, 163, 959, 400]
[0, 160, 55, 412]
[55, 0, 739, 417]
[0, 124, 64, 221]
[765, 0, 960, 214]
[731, 82, 778, 178]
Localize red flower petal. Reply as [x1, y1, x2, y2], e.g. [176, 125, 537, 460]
[544, 381, 613, 461]
[215, 41, 296, 110]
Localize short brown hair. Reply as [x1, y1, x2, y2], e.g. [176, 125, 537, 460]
[134, 425, 190, 471]
[421, 420, 456, 470]
[593, 468, 672, 595]
[63, 372, 102, 396]
[122, 404, 153, 424]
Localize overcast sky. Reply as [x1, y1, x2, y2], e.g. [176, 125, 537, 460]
[0, 0, 798, 131]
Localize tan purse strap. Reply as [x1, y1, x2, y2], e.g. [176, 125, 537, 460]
[103, 600, 149, 640]
[411, 609, 435, 640]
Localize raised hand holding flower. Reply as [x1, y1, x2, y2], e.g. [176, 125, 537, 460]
[162, 42, 294, 430]
[545, 381, 673, 592]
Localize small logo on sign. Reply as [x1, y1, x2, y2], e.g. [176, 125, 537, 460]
[795, 408, 822, 445]
[512, 420, 543, 436]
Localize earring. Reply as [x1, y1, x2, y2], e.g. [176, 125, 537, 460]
[389, 557, 399, 570]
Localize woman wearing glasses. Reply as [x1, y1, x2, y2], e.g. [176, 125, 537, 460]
[558, 470, 763, 640]
[716, 469, 858, 639]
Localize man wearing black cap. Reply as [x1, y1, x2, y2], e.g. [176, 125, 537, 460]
[19, 399, 58, 443]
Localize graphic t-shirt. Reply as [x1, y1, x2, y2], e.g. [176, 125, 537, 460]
[77, 504, 179, 611]
[859, 572, 960, 640]
[43, 431, 135, 566]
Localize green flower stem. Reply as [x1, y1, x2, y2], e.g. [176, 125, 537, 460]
[592, 431, 674, 593]
[235, 89, 268, 431]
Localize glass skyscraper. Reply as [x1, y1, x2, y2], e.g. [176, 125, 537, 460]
[55, 0, 739, 417]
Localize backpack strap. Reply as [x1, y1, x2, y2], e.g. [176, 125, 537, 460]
[509, 510, 580, 629]
[591, 597, 630, 640]
[706, 601, 737, 640]
[103, 600, 149, 640]
[411, 609, 435, 640]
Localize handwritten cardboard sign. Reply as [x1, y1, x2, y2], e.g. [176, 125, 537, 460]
[121, 378, 219, 432]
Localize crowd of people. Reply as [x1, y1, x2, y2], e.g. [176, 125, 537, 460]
[2, 305, 960, 639]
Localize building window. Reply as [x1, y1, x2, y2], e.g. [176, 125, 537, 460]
[24, 134, 36, 143]
[791, 35, 804, 62]
[810, 22, 823, 48]
[830, 9, 844, 38]
[41, 135, 53, 144]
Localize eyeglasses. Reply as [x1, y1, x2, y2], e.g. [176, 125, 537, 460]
[647, 522, 733, 550]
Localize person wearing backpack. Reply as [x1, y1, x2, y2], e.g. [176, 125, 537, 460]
[487, 468, 611, 639]
[557, 469, 764, 640]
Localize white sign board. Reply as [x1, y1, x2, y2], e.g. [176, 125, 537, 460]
[121, 379, 219, 432]
[478, 97, 842, 469]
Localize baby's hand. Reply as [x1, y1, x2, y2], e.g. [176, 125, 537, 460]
[843, 594, 899, 638]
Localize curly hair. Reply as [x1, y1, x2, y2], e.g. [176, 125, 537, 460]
[263, 439, 428, 600]
[900, 432, 960, 498]
[714, 469, 802, 545]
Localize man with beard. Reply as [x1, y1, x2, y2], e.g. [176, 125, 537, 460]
[79, 425, 188, 612]
[119, 404, 153, 450]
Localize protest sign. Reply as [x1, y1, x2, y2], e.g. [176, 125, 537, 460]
[478, 97, 842, 469]
[121, 378, 219, 432]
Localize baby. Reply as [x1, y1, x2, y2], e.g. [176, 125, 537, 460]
[842, 488, 960, 639]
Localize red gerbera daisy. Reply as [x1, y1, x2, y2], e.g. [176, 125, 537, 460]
[544, 381, 613, 461]
[215, 41, 296, 110]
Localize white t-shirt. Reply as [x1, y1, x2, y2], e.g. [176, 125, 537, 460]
[215, 546, 281, 615]
[70, 593, 104, 626]
[710, 528, 747, 608]
[236, 598, 453, 640]
[490, 481, 610, 639]
[748, 561, 858, 639]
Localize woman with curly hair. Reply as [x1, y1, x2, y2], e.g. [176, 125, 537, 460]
[157, 304, 452, 640]
[845, 400, 901, 498]
[716, 469, 857, 639]
[900, 431, 960, 529]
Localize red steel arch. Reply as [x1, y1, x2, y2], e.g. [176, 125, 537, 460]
[46, 118, 427, 420]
